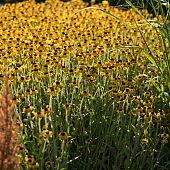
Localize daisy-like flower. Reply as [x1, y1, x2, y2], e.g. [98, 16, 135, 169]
[23, 105, 34, 113]
[33, 111, 45, 118]
[85, 139, 92, 144]
[28, 161, 39, 169]
[16, 92, 25, 98]
[42, 130, 53, 138]
[25, 89, 32, 95]
[46, 87, 56, 96]
[25, 155, 34, 165]
[141, 138, 148, 145]
[161, 133, 169, 139]
[10, 97, 19, 104]
[31, 89, 38, 95]
[45, 161, 53, 168]
[71, 81, 78, 87]
[80, 90, 89, 96]
[59, 132, 71, 141]
[63, 104, 71, 110]
[136, 106, 143, 112]
[117, 109, 124, 114]
[143, 91, 151, 97]
[17, 146, 26, 154]
[53, 81, 63, 88]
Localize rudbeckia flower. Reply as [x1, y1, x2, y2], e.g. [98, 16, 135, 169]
[53, 81, 63, 88]
[10, 97, 19, 104]
[42, 130, 53, 138]
[141, 138, 148, 145]
[71, 81, 78, 87]
[23, 105, 34, 113]
[85, 139, 92, 144]
[80, 90, 89, 96]
[28, 161, 39, 169]
[59, 132, 71, 141]
[17, 146, 26, 154]
[161, 133, 169, 139]
[16, 92, 25, 99]
[46, 87, 56, 96]
[25, 89, 32, 95]
[63, 104, 71, 110]
[33, 111, 45, 118]
[25, 155, 34, 165]
[45, 161, 53, 168]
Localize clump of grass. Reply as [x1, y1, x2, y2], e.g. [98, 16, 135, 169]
[0, 76, 20, 170]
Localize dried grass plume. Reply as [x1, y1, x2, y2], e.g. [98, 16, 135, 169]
[0, 76, 20, 170]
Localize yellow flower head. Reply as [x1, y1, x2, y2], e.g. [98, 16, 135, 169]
[28, 161, 39, 169]
[59, 132, 71, 141]
[71, 81, 78, 87]
[33, 111, 45, 118]
[85, 139, 92, 144]
[102, 0, 109, 6]
[25, 155, 34, 165]
[42, 130, 53, 138]
[23, 105, 34, 113]
[80, 90, 89, 96]
[45, 161, 53, 168]
[17, 146, 26, 154]
[141, 138, 148, 145]
[53, 81, 63, 88]
[161, 133, 169, 139]
[63, 104, 71, 110]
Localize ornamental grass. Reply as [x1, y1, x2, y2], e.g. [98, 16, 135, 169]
[0, 76, 20, 170]
[0, 0, 170, 169]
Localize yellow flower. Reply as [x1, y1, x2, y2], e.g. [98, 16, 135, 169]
[25, 155, 34, 165]
[161, 133, 169, 139]
[85, 139, 92, 144]
[71, 81, 78, 87]
[59, 132, 71, 141]
[63, 104, 71, 110]
[80, 91, 89, 96]
[33, 111, 45, 118]
[53, 81, 63, 88]
[23, 105, 34, 113]
[141, 138, 148, 145]
[31, 89, 38, 95]
[143, 91, 151, 97]
[102, 0, 109, 6]
[16, 92, 25, 99]
[28, 161, 39, 169]
[17, 146, 26, 154]
[42, 130, 53, 138]
[10, 97, 20, 104]
[117, 109, 124, 114]
[25, 89, 32, 95]
[136, 106, 143, 112]
[46, 87, 56, 96]
[45, 161, 53, 168]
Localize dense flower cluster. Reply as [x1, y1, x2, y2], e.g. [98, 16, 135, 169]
[0, 0, 169, 168]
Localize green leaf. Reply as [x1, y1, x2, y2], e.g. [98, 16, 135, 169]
[124, 159, 131, 170]
[144, 129, 149, 139]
